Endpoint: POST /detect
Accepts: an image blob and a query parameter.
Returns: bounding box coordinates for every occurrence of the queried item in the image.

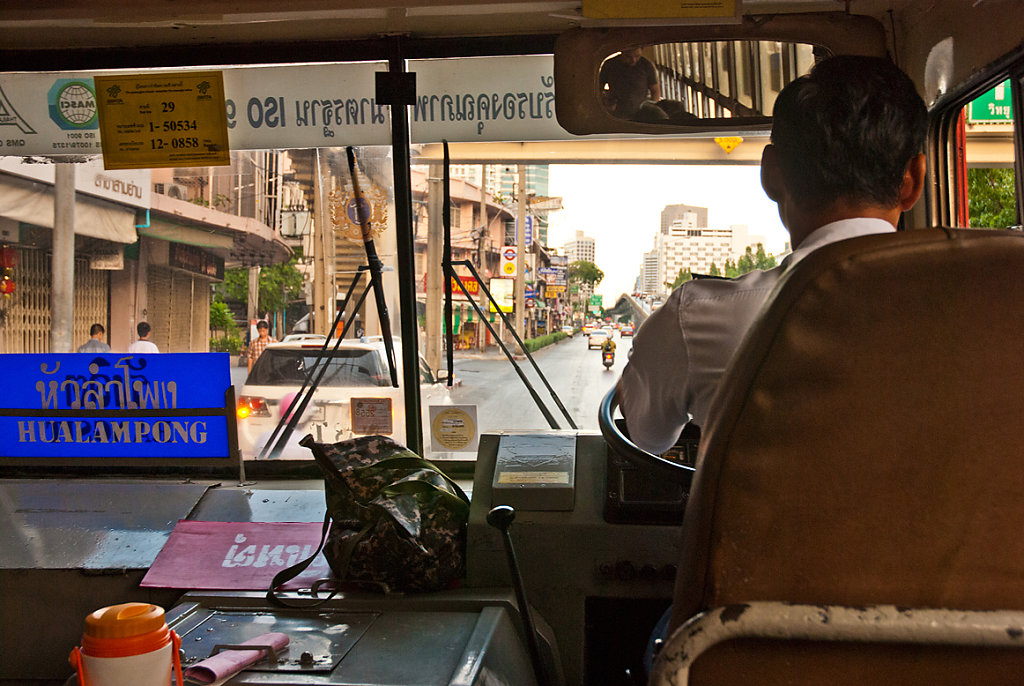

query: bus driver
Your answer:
[618,55,929,455]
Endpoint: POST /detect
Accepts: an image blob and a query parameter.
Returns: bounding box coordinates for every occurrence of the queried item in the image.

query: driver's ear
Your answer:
[760,144,785,203]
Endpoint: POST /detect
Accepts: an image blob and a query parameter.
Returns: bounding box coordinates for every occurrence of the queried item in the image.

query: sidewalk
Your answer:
[451,346,522,361]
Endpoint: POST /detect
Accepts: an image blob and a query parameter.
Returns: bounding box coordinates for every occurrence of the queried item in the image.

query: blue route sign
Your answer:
[0,352,233,460]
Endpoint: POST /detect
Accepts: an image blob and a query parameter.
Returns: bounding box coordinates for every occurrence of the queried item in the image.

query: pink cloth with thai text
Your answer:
[140,521,329,590]
[182,632,289,684]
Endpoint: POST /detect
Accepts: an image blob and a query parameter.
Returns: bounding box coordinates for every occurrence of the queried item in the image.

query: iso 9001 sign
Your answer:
[93,71,230,170]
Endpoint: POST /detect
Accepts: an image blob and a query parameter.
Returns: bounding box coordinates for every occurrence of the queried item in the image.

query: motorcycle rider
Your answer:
[601,334,616,366]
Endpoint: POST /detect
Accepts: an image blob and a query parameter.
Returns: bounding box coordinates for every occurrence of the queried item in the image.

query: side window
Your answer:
[957,78,1020,229]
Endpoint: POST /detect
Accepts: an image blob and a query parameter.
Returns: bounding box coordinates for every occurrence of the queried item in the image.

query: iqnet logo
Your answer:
[48,79,98,130]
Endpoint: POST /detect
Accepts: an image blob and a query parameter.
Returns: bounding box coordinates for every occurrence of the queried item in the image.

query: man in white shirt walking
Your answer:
[127,321,160,353]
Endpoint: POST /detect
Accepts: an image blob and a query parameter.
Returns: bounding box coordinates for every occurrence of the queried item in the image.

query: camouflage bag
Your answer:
[268,434,469,604]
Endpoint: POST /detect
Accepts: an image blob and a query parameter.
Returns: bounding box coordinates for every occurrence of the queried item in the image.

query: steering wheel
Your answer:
[599,386,696,485]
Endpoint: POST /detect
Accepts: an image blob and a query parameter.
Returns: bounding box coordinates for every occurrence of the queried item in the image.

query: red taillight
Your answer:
[237,395,270,419]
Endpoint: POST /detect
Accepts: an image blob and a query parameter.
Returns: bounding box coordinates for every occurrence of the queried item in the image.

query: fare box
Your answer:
[492,433,576,511]
[94,71,230,170]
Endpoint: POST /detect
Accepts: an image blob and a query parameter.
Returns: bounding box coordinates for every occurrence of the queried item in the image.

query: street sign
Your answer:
[500,246,517,276]
[528,196,564,212]
[514,216,534,247]
[423,273,480,297]
[489,278,514,312]
[968,79,1013,123]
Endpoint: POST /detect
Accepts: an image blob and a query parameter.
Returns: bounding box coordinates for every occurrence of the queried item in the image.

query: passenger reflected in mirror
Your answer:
[596,40,817,127]
[599,48,670,123]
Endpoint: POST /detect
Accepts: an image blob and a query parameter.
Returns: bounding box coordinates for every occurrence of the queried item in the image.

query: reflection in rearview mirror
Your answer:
[599,40,817,125]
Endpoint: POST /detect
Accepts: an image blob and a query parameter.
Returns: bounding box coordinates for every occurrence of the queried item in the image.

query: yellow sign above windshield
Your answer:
[583,0,737,19]
[94,71,230,170]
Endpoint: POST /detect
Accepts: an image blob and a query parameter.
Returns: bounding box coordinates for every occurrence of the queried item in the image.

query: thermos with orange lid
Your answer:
[69,602,183,686]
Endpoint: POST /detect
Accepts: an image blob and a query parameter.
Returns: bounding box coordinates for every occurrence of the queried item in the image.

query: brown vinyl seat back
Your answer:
[670,228,1024,685]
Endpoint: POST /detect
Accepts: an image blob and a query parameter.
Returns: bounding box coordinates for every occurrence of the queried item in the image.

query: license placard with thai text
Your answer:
[94,71,230,169]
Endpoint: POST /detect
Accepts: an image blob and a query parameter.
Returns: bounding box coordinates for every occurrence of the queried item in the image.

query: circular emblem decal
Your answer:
[48,80,98,130]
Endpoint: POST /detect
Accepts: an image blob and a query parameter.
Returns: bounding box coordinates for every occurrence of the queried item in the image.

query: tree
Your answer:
[710,243,777,280]
[968,167,1017,228]
[216,257,305,314]
[668,267,692,290]
[754,243,777,270]
[567,260,604,287]
[209,301,236,336]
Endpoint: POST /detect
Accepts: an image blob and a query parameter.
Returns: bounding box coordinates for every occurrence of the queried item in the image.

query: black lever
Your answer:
[487,505,550,686]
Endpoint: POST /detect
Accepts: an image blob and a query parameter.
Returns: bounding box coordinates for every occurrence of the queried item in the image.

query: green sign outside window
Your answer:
[968,79,1013,123]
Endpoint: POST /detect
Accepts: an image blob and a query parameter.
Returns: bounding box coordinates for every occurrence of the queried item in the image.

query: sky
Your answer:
[546,165,790,300]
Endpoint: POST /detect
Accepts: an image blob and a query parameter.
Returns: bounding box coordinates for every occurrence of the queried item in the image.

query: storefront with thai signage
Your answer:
[0,158,149,354]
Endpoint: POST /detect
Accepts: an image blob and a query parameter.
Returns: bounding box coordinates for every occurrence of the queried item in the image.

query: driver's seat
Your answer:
[658,228,1024,685]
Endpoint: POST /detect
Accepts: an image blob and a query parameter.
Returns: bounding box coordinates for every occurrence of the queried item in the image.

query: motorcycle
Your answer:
[602,349,615,369]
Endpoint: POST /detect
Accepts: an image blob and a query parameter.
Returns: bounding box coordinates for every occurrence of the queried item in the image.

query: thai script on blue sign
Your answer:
[0,353,232,459]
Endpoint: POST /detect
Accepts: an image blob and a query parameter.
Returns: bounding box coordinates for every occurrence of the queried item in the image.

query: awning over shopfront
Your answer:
[149,191,291,266]
[139,221,235,251]
[0,173,137,243]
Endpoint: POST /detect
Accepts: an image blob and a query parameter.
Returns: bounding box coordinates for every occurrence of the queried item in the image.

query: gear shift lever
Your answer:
[487,505,550,686]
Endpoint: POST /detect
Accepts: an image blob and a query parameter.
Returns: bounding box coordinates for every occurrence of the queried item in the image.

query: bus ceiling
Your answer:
[0,0,1019,75]
[0,2,1021,136]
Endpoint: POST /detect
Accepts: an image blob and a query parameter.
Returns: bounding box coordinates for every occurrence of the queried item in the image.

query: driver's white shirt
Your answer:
[619,218,895,454]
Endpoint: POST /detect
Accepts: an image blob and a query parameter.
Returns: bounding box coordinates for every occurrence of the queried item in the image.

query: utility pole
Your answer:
[51,163,75,353]
[515,165,526,347]
[247,266,260,326]
[478,165,488,350]
[424,163,443,374]
[311,150,334,336]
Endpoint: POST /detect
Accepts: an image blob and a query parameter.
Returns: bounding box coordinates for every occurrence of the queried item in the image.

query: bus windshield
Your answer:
[0,50,1014,468]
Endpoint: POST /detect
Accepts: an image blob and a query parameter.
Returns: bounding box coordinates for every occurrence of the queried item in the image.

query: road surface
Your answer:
[449,334,634,433]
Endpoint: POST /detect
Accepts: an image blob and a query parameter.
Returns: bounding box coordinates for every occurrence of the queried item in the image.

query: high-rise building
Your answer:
[661,203,709,234]
[641,250,660,294]
[564,230,596,264]
[660,224,734,284]
[565,229,597,306]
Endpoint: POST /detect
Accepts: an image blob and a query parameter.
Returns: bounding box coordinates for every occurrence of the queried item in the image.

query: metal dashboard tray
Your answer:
[171,607,378,674]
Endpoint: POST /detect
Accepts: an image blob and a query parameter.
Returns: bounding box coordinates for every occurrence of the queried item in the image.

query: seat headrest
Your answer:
[674,228,1024,625]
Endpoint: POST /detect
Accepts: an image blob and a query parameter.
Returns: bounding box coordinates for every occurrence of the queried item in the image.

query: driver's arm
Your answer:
[618,294,691,455]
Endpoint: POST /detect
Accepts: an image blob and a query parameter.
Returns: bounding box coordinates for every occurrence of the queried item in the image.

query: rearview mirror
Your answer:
[554,17,888,135]
[598,40,816,125]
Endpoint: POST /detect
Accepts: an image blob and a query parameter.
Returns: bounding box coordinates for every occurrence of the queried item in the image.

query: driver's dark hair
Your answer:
[137,321,151,338]
[770,55,928,212]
